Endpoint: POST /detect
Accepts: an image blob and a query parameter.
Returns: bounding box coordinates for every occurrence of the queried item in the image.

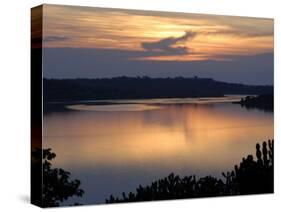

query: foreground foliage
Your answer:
[106,140,273,203]
[32,148,84,207]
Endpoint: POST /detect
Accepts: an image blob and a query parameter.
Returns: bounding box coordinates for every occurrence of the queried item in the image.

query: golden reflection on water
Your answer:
[43,102,273,174]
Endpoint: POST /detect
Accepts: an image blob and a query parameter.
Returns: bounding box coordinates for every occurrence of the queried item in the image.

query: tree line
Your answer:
[44,77,273,102]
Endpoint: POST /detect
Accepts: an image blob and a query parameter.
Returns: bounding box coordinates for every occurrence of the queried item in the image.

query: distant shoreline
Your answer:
[43,77,273,103]
[233,94,273,112]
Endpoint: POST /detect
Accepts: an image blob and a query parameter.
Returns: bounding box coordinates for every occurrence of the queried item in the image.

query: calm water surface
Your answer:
[43,97,273,204]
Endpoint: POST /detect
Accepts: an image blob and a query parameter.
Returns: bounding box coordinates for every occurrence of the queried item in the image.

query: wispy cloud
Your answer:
[43,35,71,42]
[42,5,273,61]
[202,29,273,38]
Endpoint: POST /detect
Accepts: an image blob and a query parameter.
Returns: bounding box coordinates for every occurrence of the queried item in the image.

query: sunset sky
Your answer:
[41,4,274,85]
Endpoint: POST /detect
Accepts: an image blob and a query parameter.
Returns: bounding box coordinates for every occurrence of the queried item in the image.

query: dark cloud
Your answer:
[43,35,70,42]
[141,31,197,55]
[139,28,270,59]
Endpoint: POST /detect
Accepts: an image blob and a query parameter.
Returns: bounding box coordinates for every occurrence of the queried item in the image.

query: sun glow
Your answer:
[42,4,273,61]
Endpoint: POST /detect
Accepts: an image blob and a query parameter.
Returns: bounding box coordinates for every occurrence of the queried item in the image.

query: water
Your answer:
[43,97,273,205]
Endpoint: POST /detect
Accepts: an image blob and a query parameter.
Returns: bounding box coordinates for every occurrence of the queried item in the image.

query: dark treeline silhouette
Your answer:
[236,94,273,112]
[106,140,273,203]
[44,77,273,102]
[32,140,273,207]
[32,148,84,207]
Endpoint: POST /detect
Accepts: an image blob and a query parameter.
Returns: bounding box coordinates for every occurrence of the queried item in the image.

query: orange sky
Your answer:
[42,4,273,61]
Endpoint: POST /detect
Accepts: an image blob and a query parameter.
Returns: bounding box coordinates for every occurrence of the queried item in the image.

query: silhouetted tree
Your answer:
[106,140,273,203]
[32,148,84,207]
[223,139,273,194]
[237,94,273,112]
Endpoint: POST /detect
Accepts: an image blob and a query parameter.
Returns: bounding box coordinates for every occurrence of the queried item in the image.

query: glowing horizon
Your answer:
[42,4,273,62]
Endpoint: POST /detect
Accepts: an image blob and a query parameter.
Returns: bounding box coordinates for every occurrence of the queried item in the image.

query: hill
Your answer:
[43,77,273,102]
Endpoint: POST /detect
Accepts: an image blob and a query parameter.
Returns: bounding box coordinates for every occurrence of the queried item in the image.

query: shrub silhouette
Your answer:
[32,148,84,207]
[223,139,273,194]
[32,140,273,206]
[106,140,273,203]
